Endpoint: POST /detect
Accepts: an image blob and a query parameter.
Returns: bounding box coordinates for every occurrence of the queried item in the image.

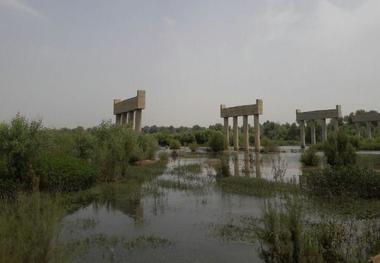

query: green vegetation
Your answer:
[217,176,298,197]
[0,116,160,194]
[300,147,320,166]
[323,130,356,166]
[304,166,380,199]
[208,131,224,152]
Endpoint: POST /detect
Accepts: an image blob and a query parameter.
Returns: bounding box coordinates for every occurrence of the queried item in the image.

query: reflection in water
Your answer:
[233,152,239,176]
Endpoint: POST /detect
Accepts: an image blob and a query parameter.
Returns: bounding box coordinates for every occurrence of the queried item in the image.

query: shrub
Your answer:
[169,139,181,150]
[300,147,320,166]
[0,116,42,190]
[177,132,195,146]
[304,166,380,199]
[38,155,98,192]
[155,133,171,147]
[136,134,158,160]
[323,130,356,166]
[73,128,96,161]
[194,130,209,145]
[189,142,198,152]
[208,131,224,152]
[261,138,280,153]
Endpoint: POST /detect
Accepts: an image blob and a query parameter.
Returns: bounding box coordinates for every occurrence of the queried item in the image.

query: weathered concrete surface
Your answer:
[254,114,260,152]
[352,112,380,123]
[223,117,229,149]
[320,119,327,141]
[309,121,316,145]
[243,115,249,151]
[114,90,145,115]
[135,109,142,132]
[233,116,239,151]
[296,105,342,122]
[220,99,263,118]
[299,120,306,148]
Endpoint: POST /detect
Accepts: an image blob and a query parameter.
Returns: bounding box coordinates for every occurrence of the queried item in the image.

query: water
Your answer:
[59,148,380,262]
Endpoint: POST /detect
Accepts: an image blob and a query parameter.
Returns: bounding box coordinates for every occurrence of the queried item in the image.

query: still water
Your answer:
[60,147,380,262]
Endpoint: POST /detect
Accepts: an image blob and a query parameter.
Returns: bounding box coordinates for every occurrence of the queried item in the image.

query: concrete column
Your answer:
[121,113,128,125]
[333,118,339,133]
[299,120,306,148]
[135,109,142,132]
[128,111,135,129]
[254,114,260,152]
[223,117,229,150]
[310,121,316,145]
[243,115,249,151]
[355,123,361,137]
[321,119,327,141]
[367,122,372,139]
[233,116,239,151]
[115,114,121,124]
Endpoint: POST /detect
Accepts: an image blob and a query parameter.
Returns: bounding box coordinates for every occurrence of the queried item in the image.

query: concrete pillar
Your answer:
[121,113,128,125]
[333,118,339,133]
[116,114,121,124]
[299,120,306,148]
[254,114,260,152]
[223,117,229,150]
[243,115,249,151]
[321,119,327,141]
[355,123,361,137]
[310,121,316,145]
[128,111,135,129]
[367,122,372,139]
[135,109,142,132]
[233,116,239,151]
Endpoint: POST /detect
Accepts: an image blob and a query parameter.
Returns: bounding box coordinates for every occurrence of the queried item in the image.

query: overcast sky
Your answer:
[0,0,379,128]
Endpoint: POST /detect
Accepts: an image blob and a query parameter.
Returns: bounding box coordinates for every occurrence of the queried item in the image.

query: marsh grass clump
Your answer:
[323,130,356,167]
[217,176,298,197]
[271,156,288,181]
[215,156,230,177]
[261,138,280,153]
[304,166,380,199]
[124,235,173,250]
[169,139,181,150]
[172,163,202,176]
[189,142,199,152]
[300,147,320,167]
[0,193,64,263]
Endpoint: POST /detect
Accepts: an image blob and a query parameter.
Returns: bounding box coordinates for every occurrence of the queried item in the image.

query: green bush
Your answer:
[208,131,224,152]
[261,137,280,153]
[194,130,209,145]
[300,147,320,166]
[323,130,356,166]
[189,142,198,152]
[304,166,380,199]
[0,116,42,190]
[38,155,98,192]
[169,139,181,150]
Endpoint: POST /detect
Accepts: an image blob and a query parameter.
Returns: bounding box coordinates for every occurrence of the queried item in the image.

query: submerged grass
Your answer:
[171,163,202,175]
[217,176,299,197]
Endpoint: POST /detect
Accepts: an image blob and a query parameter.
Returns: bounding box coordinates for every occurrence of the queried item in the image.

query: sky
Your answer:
[0,0,379,128]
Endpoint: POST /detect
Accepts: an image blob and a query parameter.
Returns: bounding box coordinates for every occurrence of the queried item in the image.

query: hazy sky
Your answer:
[1,0,379,128]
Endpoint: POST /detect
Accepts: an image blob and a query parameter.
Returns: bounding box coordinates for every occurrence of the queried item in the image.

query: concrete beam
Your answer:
[220,99,263,118]
[114,90,145,115]
[352,112,380,123]
[296,105,342,122]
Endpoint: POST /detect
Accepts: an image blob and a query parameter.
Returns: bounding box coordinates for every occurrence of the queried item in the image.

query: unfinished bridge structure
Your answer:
[352,111,380,139]
[114,90,145,132]
[220,99,263,152]
[296,105,342,148]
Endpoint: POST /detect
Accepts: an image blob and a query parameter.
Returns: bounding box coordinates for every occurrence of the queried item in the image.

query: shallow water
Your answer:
[60,148,380,262]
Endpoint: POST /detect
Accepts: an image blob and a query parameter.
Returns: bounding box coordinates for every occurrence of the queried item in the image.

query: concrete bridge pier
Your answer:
[122,113,128,125]
[309,121,316,145]
[135,109,143,132]
[367,122,372,139]
[254,114,260,152]
[321,119,327,141]
[299,120,306,148]
[233,116,239,151]
[223,117,229,150]
[243,115,249,151]
[128,111,135,129]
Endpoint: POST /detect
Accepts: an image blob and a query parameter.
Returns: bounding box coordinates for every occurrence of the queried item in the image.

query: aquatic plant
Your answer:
[208,131,224,152]
[271,156,288,182]
[323,130,356,167]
